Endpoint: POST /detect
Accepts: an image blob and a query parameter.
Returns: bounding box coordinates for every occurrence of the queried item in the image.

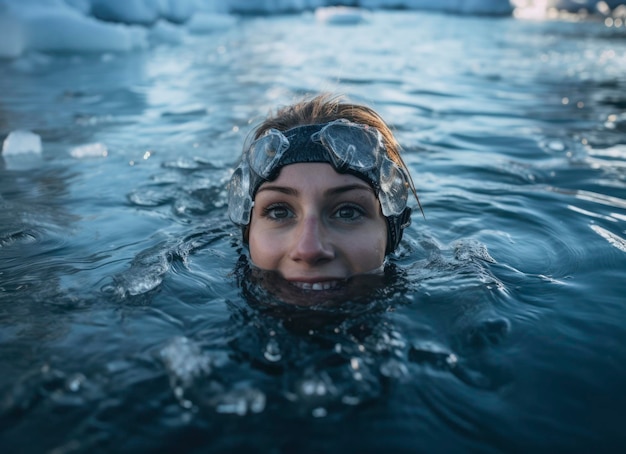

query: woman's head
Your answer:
[228,94,419,286]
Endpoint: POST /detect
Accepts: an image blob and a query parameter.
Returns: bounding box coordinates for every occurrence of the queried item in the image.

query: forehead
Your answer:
[261,162,374,193]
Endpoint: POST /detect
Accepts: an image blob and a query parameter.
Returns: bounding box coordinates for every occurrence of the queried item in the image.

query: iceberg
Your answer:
[548,0,626,12]
[1,0,624,59]
[359,0,513,15]
[0,0,147,58]
[186,12,238,34]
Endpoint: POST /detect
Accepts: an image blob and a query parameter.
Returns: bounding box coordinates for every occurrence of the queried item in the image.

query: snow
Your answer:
[0,0,623,59]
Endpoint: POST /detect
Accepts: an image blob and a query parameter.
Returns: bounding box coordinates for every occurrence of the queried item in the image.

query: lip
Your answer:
[287,279,341,291]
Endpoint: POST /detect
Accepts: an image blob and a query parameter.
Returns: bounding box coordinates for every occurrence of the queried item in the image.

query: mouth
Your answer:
[289,280,340,291]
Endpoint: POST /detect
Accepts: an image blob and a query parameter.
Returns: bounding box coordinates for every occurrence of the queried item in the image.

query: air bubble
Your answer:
[264,338,282,362]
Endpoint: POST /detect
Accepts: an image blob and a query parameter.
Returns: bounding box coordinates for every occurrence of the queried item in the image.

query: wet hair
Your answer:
[252,93,422,212]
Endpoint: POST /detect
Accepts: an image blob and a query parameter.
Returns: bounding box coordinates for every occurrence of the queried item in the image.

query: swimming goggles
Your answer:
[228,119,410,225]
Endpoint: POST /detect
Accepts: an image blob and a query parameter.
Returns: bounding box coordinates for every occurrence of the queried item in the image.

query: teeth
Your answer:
[291,281,337,291]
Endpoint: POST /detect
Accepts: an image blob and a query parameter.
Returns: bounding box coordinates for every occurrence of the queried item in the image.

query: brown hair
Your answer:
[253,93,422,213]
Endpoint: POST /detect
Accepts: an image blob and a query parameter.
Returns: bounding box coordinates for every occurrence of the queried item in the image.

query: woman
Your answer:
[228,94,421,303]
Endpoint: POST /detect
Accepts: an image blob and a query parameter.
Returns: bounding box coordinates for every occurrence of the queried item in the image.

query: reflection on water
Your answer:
[1,9,626,453]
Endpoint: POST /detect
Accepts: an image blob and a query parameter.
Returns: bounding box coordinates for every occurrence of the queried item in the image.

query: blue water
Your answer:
[1,11,626,453]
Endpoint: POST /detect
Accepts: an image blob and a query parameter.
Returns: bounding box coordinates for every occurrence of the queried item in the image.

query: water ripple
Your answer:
[590,224,626,253]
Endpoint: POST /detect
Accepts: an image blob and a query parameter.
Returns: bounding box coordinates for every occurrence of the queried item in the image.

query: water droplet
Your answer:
[66,374,85,392]
[215,388,266,416]
[264,338,281,362]
[446,354,458,367]
[342,395,360,406]
[249,391,266,414]
[302,380,316,396]
[380,359,408,379]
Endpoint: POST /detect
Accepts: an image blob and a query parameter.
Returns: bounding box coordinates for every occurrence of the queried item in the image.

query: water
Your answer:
[1,10,626,453]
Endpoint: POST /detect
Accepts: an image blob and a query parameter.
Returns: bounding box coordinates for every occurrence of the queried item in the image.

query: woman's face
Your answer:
[248,163,388,289]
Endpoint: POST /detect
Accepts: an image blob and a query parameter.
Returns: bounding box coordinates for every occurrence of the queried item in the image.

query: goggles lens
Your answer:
[228,163,253,225]
[228,119,410,225]
[379,157,408,217]
[312,120,381,170]
[247,129,290,179]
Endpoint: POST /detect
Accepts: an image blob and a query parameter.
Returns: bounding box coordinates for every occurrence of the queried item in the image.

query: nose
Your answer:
[289,216,334,265]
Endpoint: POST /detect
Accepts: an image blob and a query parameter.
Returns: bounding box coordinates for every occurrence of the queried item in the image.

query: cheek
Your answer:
[248,225,280,268]
[371,237,387,266]
[345,227,387,270]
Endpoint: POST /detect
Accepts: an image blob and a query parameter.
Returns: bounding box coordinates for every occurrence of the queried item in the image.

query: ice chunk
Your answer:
[64,0,92,15]
[25,9,148,54]
[0,4,25,58]
[69,142,108,158]
[1,0,521,59]
[0,0,147,58]
[149,19,186,45]
[2,130,42,156]
[91,0,160,26]
[186,13,237,34]
[315,7,367,25]
[91,0,195,26]
[160,0,196,24]
[360,0,513,15]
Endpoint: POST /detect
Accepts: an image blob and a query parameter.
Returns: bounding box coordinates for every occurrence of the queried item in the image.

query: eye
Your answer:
[333,204,364,221]
[263,204,293,220]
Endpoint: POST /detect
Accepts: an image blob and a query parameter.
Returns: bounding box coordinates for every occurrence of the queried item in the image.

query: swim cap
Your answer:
[228,119,412,253]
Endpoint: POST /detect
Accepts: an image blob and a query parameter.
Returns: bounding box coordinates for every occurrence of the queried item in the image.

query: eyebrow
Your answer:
[326,183,374,197]
[256,183,374,197]
[256,185,298,196]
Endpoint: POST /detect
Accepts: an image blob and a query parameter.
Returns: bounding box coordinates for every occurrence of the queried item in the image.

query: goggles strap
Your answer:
[230,120,413,254]
[385,206,412,254]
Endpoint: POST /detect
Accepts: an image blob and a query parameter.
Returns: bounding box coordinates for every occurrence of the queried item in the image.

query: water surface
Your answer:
[1,11,625,453]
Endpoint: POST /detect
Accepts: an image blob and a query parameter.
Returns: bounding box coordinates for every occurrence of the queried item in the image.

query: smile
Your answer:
[289,280,339,291]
